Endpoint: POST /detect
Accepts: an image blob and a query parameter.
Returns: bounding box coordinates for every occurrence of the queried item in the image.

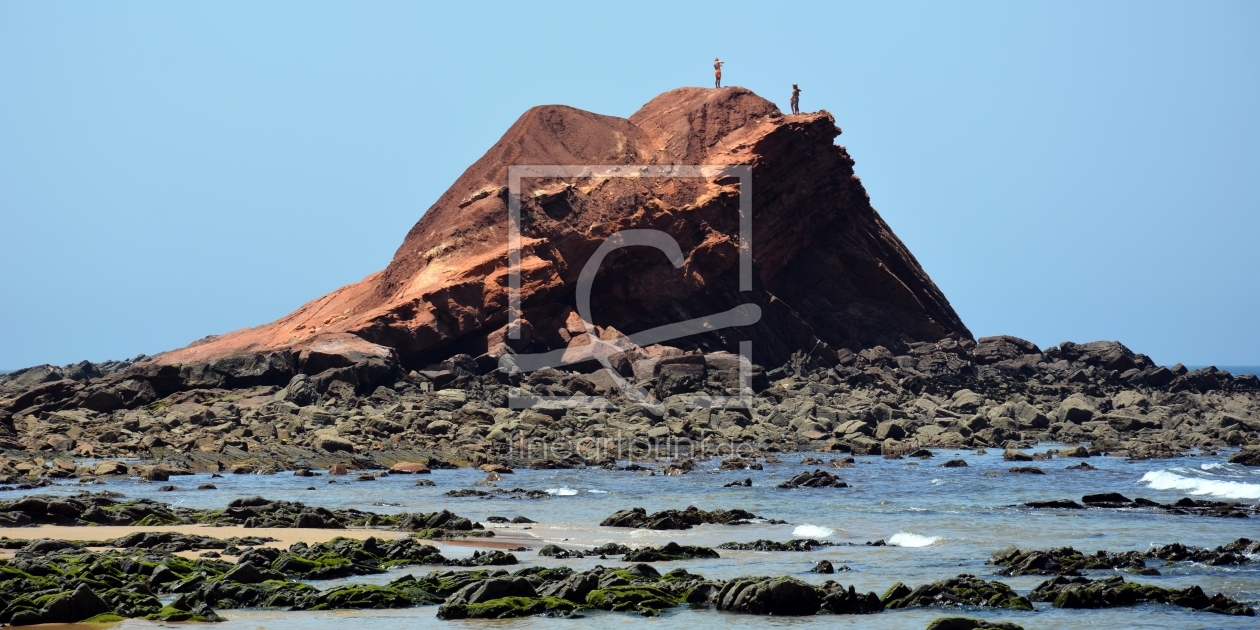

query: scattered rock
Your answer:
[621,542,720,562]
[925,618,1025,630]
[715,577,821,616]
[882,575,1033,611]
[1030,574,1254,616]
[717,539,832,552]
[777,469,849,488]
[599,506,768,530]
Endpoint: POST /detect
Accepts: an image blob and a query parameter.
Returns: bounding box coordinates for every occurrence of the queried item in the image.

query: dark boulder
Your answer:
[1024,499,1084,509]
[621,542,719,562]
[1229,447,1260,466]
[777,469,849,488]
[443,576,537,607]
[9,583,112,625]
[926,618,1026,630]
[882,575,1033,611]
[715,577,821,616]
[538,571,599,603]
[972,336,1040,365]
[818,582,883,614]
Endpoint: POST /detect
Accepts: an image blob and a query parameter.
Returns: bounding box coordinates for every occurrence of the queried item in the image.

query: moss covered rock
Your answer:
[438,596,579,620]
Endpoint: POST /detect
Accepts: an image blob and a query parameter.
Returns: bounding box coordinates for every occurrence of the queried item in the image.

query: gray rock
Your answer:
[276,374,318,407]
[926,617,1026,630]
[444,576,537,606]
[539,571,599,602]
[223,561,282,584]
[313,435,355,453]
[716,576,821,615]
[875,421,906,441]
[1055,395,1096,424]
[949,390,986,413]
[973,335,1040,364]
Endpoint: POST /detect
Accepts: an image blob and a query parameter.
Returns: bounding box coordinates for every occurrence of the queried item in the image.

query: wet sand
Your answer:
[0,524,408,560]
[0,523,542,559]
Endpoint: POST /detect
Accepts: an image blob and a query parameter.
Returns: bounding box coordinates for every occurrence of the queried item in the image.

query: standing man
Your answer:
[790,84,801,114]
[714,58,724,88]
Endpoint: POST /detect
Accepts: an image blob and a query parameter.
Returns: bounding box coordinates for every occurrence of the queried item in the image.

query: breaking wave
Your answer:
[792,524,835,538]
[545,487,578,496]
[1140,470,1260,501]
[888,531,941,547]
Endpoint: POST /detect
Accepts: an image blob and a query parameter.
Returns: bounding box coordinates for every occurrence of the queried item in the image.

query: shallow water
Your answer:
[11,446,1260,629]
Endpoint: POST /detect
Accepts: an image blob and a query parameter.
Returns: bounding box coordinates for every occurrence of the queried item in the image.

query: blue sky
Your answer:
[1,1,1257,369]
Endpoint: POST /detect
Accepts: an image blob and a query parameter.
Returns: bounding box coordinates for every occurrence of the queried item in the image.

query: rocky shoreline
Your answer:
[1,337,1257,486]
[0,494,1252,625]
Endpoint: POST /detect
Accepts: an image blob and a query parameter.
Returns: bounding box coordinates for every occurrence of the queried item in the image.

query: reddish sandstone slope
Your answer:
[156,87,970,372]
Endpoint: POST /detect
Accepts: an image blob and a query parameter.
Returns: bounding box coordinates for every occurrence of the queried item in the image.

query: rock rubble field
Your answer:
[2,337,1256,486]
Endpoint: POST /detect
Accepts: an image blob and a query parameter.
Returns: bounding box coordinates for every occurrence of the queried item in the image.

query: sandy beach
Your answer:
[0,524,409,560]
[0,523,543,559]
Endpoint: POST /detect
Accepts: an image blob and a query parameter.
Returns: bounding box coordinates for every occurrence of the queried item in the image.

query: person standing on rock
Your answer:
[790,84,801,114]
[714,58,724,88]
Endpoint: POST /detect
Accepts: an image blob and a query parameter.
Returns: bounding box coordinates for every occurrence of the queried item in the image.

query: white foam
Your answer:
[545,487,578,496]
[792,524,834,538]
[587,489,608,494]
[931,478,945,485]
[888,531,941,547]
[1200,463,1225,471]
[1140,470,1260,500]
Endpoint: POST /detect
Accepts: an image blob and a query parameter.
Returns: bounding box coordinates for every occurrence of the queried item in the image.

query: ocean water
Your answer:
[10,446,1260,629]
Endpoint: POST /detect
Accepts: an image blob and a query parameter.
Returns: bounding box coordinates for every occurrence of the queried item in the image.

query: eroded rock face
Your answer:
[151,87,970,374]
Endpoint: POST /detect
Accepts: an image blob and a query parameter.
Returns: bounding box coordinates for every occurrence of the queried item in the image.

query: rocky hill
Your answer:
[154,87,968,380]
[0,87,1256,471]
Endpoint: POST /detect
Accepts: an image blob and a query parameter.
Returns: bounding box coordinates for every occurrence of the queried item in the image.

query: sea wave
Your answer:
[888,531,941,547]
[545,487,578,496]
[792,524,834,538]
[1140,470,1260,500]
[1200,463,1225,471]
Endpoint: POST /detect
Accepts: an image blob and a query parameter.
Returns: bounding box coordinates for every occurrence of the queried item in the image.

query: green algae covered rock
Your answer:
[437,596,579,620]
[6,583,114,626]
[144,604,224,622]
[586,585,681,615]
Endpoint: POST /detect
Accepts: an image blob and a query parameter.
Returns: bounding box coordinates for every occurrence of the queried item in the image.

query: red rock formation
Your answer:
[155,87,970,375]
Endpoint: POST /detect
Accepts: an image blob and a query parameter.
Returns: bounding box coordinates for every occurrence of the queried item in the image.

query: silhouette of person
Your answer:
[790,84,801,114]
[714,58,724,88]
